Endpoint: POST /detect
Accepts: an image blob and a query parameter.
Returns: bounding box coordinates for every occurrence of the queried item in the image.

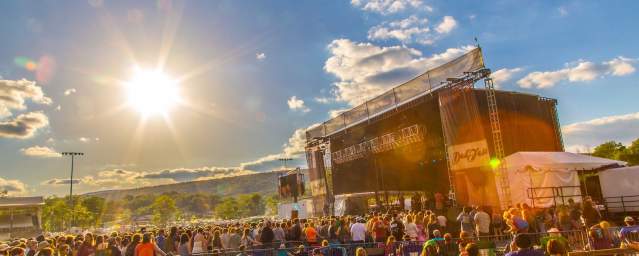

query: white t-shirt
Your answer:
[437,215,447,227]
[474,211,491,234]
[405,222,418,238]
[350,222,367,241]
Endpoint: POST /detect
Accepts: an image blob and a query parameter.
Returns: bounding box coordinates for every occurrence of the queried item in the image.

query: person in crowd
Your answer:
[372,216,388,243]
[155,230,165,253]
[191,228,207,254]
[474,206,491,237]
[420,239,438,256]
[355,247,367,256]
[289,219,302,242]
[228,228,242,250]
[492,212,504,236]
[125,234,141,256]
[304,222,318,245]
[390,214,405,240]
[415,212,426,241]
[619,216,639,247]
[462,243,479,256]
[425,214,440,239]
[457,231,474,254]
[178,233,191,256]
[540,228,568,253]
[240,228,255,249]
[581,199,602,227]
[384,236,396,256]
[440,233,458,256]
[546,239,567,256]
[78,233,96,256]
[506,208,529,234]
[166,227,178,254]
[338,217,351,244]
[273,223,286,246]
[588,221,614,250]
[135,233,165,256]
[350,217,367,244]
[404,215,418,241]
[95,236,109,256]
[107,238,121,256]
[457,207,475,235]
[505,234,543,256]
[9,247,25,256]
[210,230,223,250]
[436,214,448,235]
[235,245,247,256]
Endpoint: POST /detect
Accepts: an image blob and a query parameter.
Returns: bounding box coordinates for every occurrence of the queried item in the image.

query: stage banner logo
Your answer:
[448,140,490,171]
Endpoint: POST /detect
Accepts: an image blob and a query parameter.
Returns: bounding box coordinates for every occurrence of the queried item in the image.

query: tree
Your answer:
[151,195,178,224]
[237,193,265,217]
[619,138,639,166]
[592,141,626,159]
[264,194,279,216]
[80,196,106,226]
[42,197,71,231]
[215,198,240,220]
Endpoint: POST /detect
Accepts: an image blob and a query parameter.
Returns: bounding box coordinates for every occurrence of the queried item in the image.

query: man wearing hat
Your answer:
[620,216,639,247]
[540,228,568,252]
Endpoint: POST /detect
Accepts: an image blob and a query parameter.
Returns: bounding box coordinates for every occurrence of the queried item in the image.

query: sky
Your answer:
[0,0,638,196]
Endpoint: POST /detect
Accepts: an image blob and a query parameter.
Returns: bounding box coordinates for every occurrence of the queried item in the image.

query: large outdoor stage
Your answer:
[304,48,564,215]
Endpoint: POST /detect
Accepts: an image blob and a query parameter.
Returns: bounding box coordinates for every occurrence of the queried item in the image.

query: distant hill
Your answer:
[84,170,288,200]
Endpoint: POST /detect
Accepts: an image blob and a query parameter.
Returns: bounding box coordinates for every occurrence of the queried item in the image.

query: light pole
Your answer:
[61,152,83,228]
[278,157,293,170]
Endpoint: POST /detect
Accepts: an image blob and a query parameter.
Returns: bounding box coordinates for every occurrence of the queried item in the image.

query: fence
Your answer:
[190,227,639,256]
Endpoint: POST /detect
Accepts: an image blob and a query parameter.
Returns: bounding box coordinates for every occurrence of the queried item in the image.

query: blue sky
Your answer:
[0,0,637,196]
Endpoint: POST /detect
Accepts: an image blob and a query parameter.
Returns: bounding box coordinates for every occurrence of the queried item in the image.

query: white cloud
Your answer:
[517,57,636,88]
[490,67,523,88]
[368,15,457,45]
[287,96,310,113]
[64,88,76,96]
[563,112,639,152]
[314,97,334,104]
[42,167,257,189]
[329,108,349,118]
[324,39,475,106]
[558,6,568,16]
[351,0,428,15]
[0,178,27,195]
[240,123,320,171]
[256,52,266,60]
[0,79,52,118]
[0,111,49,139]
[21,146,61,158]
[435,16,457,34]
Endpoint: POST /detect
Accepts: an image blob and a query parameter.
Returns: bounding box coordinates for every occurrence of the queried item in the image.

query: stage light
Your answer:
[489,158,501,169]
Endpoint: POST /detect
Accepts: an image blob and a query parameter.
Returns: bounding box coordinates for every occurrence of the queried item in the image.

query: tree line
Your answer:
[42,192,279,231]
[591,138,639,166]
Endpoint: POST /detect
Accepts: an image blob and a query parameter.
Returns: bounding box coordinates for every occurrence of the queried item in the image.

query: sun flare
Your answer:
[125,69,180,117]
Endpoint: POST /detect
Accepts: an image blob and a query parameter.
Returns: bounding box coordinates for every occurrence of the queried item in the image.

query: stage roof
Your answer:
[0,196,45,208]
[306,47,485,140]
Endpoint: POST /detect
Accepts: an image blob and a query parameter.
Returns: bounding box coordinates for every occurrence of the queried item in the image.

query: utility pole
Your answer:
[61,152,84,229]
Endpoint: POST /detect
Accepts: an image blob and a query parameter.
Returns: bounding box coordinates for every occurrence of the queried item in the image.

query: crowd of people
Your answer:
[2,194,639,256]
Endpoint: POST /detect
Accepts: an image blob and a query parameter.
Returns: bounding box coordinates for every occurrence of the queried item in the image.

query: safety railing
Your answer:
[188,227,639,256]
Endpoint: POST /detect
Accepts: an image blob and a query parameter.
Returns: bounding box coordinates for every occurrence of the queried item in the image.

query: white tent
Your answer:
[503,152,626,208]
[598,166,639,212]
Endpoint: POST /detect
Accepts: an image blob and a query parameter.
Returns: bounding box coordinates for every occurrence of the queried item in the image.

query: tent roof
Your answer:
[599,165,639,173]
[504,151,626,171]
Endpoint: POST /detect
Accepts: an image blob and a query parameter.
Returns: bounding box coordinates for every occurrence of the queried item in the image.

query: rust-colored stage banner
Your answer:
[439,85,499,207]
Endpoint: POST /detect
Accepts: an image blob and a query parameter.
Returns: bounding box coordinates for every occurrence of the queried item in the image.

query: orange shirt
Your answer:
[305,227,318,243]
[136,243,155,256]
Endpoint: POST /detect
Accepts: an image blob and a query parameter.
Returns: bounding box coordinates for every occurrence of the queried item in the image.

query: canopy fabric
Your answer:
[504,151,626,170]
[502,152,626,208]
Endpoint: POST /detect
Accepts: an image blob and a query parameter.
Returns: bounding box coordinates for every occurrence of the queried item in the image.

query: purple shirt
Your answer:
[505,248,544,256]
[620,225,639,242]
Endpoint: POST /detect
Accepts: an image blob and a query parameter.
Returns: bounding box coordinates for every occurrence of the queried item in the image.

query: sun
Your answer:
[125,69,180,117]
